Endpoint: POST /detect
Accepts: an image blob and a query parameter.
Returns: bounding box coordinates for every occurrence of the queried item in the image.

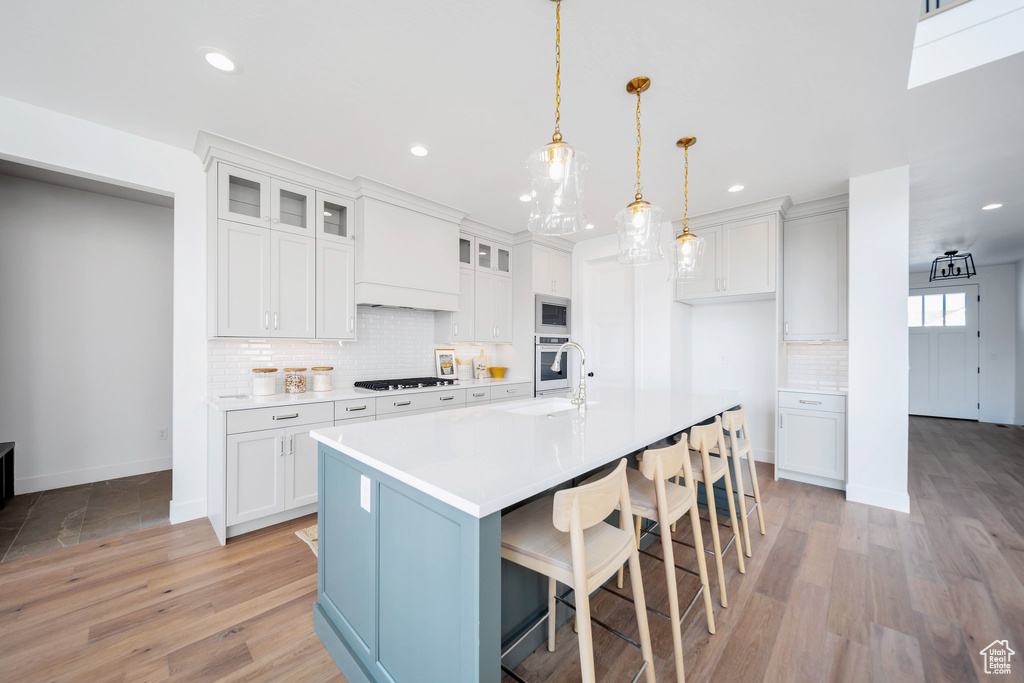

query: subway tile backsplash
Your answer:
[208,306,498,396]
[784,341,848,390]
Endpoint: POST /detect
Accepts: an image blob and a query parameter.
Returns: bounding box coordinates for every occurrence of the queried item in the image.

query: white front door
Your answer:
[908,284,979,419]
[582,256,634,391]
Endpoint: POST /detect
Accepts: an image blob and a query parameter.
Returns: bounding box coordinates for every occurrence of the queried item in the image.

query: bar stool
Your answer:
[680,416,746,607]
[500,460,656,683]
[710,406,767,556]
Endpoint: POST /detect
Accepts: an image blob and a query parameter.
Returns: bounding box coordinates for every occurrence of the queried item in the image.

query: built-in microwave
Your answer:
[535,295,571,335]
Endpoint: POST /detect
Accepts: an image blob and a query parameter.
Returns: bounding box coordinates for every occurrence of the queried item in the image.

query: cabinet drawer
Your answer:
[778,392,846,413]
[376,389,466,415]
[490,383,531,402]
[466,387,491,404]
[226,402,335,435]
[334,416,376,427]
[335,398,376,419]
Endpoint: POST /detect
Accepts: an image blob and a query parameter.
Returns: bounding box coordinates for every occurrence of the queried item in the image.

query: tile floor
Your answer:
[0,469,171,562]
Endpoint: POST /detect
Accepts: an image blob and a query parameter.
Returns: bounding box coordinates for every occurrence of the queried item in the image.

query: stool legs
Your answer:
[626,544,657,683]
[720,461,746,575]
[746,452,767,535]
[656,504,687,683]
[547,578,557,652]
[700,464,729,607]
[729,451,754,558]
[686,497,717,635]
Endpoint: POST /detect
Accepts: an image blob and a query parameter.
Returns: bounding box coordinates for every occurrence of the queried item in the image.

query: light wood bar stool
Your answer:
[679,416,746,607]
[500,460,656,683]
[710,406,767,556]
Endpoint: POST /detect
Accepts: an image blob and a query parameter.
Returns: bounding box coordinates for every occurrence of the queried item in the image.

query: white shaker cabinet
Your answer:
[226,429,286,525]
[270,231,316,338]
[270,178,316,237]
[315,191,355,244]
[218,164,271,228]
[783,210,848,341]
[435,266,475,342]
[284,421,333,510]
[316,240,356,340]
[675,215,777,303]
[474,271,513,343]
[532,244,572,297]
[217,220,271,337]
[476,238,512,277]
[776,391,846,489]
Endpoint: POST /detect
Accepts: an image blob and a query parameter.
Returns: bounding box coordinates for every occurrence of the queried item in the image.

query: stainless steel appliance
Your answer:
[535,295,571,335]
[535,336,571,396]
[354,377,457,391]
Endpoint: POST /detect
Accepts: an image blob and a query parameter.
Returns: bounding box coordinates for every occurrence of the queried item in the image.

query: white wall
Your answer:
[690,300,778,463]
[0,95,208,523]
[0,175,172,491]
[1017,261,1024,424]
[847,166,911,513]
[910,263,1017,424]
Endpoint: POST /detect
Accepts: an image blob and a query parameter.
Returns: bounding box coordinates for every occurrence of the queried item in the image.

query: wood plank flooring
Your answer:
[0,417,1020,681]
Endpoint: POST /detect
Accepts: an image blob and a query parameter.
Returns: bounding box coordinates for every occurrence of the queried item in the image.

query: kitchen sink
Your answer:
[496,399,590,416]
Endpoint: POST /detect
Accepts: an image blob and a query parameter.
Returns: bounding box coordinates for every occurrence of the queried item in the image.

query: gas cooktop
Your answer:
[354,377,458,391]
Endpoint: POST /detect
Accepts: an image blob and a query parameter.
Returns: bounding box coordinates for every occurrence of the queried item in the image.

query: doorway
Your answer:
[908,283,979,419]
[579,255,635,392]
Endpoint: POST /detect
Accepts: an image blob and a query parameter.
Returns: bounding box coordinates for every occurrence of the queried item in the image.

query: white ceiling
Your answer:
[0,0,1021,269]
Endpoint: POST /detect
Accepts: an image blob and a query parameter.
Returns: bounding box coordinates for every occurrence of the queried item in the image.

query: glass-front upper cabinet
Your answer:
[270,178,316,236]
[218,163,271,228]
[476,238,511,276]
[459,234,474,267]
[315,191,355,243]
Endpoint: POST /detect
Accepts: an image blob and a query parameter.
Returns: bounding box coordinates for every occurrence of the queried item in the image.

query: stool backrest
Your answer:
[639,438,686,482]
[688,416,725,455]
[552,459,630,533]
[721,406,748,436]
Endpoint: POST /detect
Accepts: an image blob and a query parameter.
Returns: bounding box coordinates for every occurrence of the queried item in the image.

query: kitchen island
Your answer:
[310,389,739,683]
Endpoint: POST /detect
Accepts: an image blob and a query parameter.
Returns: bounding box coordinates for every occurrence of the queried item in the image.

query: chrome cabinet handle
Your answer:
[472,392,485,397]
[799,399,822,405]
[780,415,784,428]
[288,435,294,456]
[273,217,279,224]
[715,278,720,291]
[349,316,354,333]
[440,396,454,401]
[346,405,367,412]
[272,413,299,420]
[265,311,270,330]
[264,215,270,222]
[279,436,285,456]
[723,277,727,291]
[273,312,279,330]
[507,389,518,393]
[454,322,458,336]
[785,321,790,335]
[394,401,412,407]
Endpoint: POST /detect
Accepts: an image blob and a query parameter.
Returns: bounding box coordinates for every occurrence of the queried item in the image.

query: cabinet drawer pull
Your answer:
[394,401,412,407]
[272,413,299,420]
[472,392,485,397]
[798,399,822,405]
[440,396,455,401]
[346,405,367,412]
[506,389,519,393]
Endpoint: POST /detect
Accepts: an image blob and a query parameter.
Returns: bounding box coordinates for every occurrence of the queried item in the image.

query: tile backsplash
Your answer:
[208,306,499,396]
[784,341,848,390]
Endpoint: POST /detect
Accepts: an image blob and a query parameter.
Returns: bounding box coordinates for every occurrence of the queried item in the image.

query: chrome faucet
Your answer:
[550,340,587,407]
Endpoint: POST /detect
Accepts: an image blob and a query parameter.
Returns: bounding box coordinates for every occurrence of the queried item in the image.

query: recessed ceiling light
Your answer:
[728,185,745,193]
[982,203,1002,210]
[410,144,429,157]
[519,194,532,202]
[585,223,595,230]
[198,47,239,73]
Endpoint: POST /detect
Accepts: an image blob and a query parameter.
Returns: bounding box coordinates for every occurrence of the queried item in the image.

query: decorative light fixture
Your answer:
[929,250,976,282]
[672,137,706,280]
[526,0,588,236]
[615,77,664,265]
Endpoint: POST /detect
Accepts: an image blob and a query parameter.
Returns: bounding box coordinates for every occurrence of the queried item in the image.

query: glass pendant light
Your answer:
[616,77,664,265]
[526,0,589,236]
[672,136,706,280]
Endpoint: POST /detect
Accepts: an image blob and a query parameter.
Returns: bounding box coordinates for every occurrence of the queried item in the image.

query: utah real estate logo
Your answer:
[980,640,1015,675]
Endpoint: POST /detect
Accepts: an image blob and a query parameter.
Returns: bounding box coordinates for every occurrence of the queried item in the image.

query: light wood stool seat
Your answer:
[621,466,695,521]
[708,437,750,457]
[499,460,656,683]
[687,451,728,482]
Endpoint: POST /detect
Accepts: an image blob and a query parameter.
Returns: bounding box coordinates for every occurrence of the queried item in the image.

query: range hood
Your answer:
[354,194,462,312]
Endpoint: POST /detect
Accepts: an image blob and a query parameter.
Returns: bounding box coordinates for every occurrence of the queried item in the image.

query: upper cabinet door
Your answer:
[493,275,513,342]
[271,232,316,338]
[270,178,316,237]
[453,266,475,342]
[474,271,496,341]
[316,191,355,244]
[459,234,475,267]
[783,210,848,341]
[217,220,272,337]
[316,240,356,340]
[218,164,271,228]
[675,226,721,302]
[550,249,571,296]
[721,215,777,296]
[476,238,512,277]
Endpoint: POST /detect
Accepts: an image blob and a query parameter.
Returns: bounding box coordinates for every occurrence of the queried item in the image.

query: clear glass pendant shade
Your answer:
[527,142,589,236]
[615,200,664,265]
[672,231,706,279]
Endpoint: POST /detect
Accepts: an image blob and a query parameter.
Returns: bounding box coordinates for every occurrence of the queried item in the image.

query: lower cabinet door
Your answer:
[285,421,333,510]
[227,428,286,525]
[778,408,846,480]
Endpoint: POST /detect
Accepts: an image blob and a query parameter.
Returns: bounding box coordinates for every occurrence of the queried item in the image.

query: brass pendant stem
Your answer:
[625,77,651,200]
[676,136,697,233]
[553,0,561,143]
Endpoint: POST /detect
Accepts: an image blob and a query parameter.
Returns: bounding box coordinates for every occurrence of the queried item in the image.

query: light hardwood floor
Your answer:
[0,417,1021,682]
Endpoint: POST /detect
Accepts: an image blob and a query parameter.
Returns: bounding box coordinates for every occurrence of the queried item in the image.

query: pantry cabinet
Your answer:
[474,271,513,343]
[783,210,848,341]
[675,215,777,303]
[316,240,356,340]
[533,244,571,297]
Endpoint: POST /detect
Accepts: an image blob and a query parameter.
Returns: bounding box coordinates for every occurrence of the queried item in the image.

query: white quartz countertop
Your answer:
[778,386,848,396]
[207,377,532,411]
[311,389,740,518]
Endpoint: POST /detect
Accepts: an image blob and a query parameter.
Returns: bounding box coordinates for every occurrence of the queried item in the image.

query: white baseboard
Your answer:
[845,482,910,513]
[226,504,316,538]
[170,497,207,524]
[753,448,774,464]
[15,456,172,495]
[777,468,845,491]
